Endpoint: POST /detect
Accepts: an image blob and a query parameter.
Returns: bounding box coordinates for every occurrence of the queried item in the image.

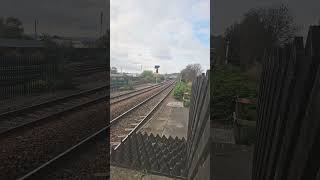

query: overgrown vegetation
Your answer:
[139,70,165,83]
[173,82,191,107]
[0,17,31,39]
[213,4,298,68]
[212,65,258,124]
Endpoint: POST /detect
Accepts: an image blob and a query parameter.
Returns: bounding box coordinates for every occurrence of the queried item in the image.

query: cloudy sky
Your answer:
[213,0,320,36]
[110,0,210,74]
[0,0,107,37]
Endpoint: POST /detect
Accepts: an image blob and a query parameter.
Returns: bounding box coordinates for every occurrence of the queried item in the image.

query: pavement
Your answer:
[212,127,253,180]
[110,166,176,180]
[110,94,189,180]
[139,94,189,138]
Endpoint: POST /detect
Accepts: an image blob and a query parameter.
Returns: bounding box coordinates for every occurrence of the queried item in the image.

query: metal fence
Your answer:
[253,26,320,180]
[186,71,210,180]
[0,55,58,99]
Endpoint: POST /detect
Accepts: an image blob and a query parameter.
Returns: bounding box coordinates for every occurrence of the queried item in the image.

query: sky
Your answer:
[0,0,108,38]
[110,0,210,74]
[212,0,320,37]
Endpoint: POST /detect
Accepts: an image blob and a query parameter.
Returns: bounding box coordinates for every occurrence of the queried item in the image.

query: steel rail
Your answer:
[114,83,175,150]
[110,82,165,104]
[0,85,107,120]
[0,95,107,137]
[110,81,174,124]
[17,81,176,179]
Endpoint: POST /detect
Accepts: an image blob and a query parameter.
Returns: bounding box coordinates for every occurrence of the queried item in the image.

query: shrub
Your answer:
[173,82,190,101]
[173,82,192,108]
[212,65,258,123]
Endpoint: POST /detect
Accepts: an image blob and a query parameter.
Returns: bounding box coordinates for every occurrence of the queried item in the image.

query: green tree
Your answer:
[0,17,25,38]
[140,70,154,82]
[141,70,153,78]
[224,4,298,68]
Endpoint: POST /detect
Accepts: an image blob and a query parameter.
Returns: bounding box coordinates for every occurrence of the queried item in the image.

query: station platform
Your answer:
[139,94,189,138]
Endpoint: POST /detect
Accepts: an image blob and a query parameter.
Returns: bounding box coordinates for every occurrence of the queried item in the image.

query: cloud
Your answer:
[111,0,210,74]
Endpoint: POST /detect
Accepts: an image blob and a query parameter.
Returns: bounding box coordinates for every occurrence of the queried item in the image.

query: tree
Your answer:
[141,70,153,78]
[181,64,203,82]
[0,17,25,38]
[224,4,298,68]
[140,70,154,82]
[212,35,227,65]
[111,67,118,74]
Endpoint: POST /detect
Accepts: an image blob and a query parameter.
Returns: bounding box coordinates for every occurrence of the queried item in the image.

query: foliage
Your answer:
[141,70,153,78]
[140,70,155,82]
[212,65,258,123]
[0,17,25,39]
[181,64,203,82]
[173,82,191,105]
[215,4,298,68]
[158,74,165,82]
[183,99,191,107]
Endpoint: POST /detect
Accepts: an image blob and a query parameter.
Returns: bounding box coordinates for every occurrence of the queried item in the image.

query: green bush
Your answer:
[173,82,192,107]
[212,65,258,123]
[183,99,191,107]
[173,82,191,101]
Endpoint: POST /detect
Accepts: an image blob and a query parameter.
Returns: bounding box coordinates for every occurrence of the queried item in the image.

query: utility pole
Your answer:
[225,40,230,65]
[34,19,38,40]
[100,12,103,38]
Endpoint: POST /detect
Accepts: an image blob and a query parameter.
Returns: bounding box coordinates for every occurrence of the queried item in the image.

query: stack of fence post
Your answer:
[186,70,210,180]
[253,26,320,180]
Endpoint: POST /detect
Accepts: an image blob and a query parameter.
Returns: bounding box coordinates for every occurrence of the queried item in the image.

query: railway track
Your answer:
[15,81,175,179]
[110,81,175,149]
[0,85,108,137]
[110,82,164,104]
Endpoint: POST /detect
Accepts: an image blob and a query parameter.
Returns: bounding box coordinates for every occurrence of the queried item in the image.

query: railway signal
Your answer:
[154,65,160,83]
